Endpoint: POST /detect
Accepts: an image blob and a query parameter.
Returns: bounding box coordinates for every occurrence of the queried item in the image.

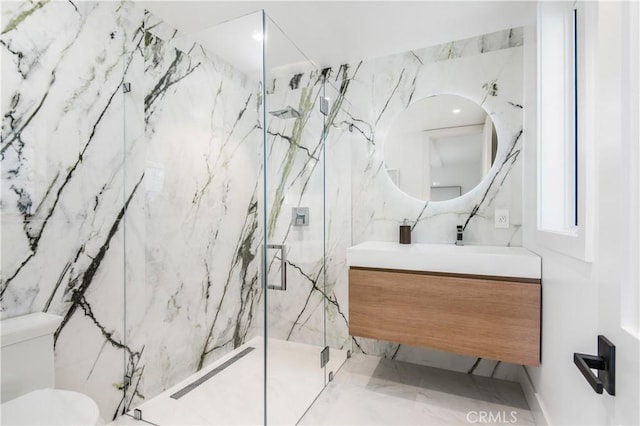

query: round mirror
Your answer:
[384,94,497,201]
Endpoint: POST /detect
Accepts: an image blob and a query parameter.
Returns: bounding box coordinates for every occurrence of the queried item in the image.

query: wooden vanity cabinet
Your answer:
[349,267,541,366]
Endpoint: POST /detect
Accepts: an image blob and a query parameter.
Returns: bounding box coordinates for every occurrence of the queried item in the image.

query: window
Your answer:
[536,1,593,261]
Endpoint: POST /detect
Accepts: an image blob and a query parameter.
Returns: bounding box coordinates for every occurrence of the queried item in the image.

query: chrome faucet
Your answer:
[455,225,464,246]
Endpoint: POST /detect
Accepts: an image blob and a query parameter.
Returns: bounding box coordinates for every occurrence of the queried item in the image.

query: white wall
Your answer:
[522,2,639,425]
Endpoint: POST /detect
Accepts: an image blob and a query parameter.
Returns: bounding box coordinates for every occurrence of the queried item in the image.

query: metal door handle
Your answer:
[267,244,287,291]
[573,335,616,395]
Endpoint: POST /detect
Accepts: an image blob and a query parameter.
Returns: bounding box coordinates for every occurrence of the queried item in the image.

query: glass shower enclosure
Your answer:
[120,8,348,424]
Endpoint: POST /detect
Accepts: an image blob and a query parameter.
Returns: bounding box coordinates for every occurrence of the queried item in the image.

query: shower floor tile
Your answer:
[110,337,346,425]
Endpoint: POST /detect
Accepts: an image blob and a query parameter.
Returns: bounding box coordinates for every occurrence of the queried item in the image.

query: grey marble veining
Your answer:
[269,28,526,380]
[2,1,265,420]
[262,75,353,352]
[2,2,528,421]
[124,11,264,415]
[2,0,147,417]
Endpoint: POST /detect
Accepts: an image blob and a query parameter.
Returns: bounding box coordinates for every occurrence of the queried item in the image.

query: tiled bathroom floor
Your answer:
[299,354,534,425]
[112,348,534,425]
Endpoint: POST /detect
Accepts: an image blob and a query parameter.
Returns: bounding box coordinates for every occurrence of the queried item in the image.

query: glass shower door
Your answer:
[118,6,346,424]
[320,80,353,386]
[262,14,328,424]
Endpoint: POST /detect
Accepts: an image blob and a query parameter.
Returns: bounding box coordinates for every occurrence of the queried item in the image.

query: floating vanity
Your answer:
[347,241,542,366]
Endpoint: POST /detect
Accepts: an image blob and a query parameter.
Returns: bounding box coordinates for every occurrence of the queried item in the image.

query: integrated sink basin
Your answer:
[347,241,541,280]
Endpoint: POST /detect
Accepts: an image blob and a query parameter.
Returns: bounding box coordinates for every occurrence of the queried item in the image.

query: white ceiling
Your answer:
[142,1,537,73]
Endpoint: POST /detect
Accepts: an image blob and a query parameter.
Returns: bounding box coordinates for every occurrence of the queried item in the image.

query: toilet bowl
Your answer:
[0,313,102,425]
[1,388,102,425]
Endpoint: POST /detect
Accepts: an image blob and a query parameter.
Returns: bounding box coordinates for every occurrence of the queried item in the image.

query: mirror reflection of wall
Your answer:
[384,94,497,202]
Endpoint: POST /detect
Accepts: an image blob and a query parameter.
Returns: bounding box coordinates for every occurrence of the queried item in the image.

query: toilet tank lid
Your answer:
[1,313,63,347]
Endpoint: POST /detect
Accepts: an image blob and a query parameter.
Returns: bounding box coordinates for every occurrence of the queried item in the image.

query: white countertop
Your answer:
[347,241,541,279]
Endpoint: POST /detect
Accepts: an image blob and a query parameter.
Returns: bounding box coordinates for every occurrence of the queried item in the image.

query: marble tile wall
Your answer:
[349,29,525,381]
[263,72,352,353]
[1,2,265,420]
[2,1,144,418]
[344,29,524,248]
[125,11,264,413]
[347,29,525,380]
[2,2,526,420]
[272,28,525,380]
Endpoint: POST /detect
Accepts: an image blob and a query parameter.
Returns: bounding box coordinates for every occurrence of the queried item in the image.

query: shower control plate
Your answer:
[292,207,309,226]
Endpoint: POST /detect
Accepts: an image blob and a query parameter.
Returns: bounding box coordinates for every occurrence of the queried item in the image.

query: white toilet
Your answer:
[1,312,102,425]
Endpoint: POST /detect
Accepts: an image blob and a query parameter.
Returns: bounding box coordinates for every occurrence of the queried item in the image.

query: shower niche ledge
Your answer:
[347,241,542,366]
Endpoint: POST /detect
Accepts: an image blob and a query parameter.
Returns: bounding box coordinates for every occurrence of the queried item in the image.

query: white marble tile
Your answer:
[263,75,353,356]
[2,1,146,419]
[111,338,348,425]
[300,382,421,425]
[348,34,524,379]
[117,15,267,417]
[2,2,267,420]
[268,27,525,380]
[300,354,534,426]
[3,4,527,422]
[347,45,524,248]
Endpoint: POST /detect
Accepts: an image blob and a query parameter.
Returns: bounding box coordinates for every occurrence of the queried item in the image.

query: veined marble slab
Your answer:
[347,241,541,279]
[249,26,529,381]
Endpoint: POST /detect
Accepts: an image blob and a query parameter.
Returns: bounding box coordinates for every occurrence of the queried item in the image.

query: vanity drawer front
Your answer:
[349,267,541,366]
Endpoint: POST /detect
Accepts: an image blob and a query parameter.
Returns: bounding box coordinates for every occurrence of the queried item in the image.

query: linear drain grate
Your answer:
[170,347,255,399]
